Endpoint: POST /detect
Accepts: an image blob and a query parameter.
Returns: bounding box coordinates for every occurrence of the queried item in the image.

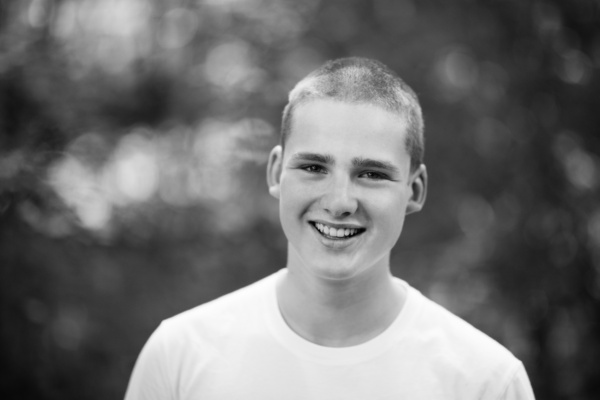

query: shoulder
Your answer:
[407,286,514,354]
[125,272,281,399]
[156,271,278,347]
[404,285,524,395]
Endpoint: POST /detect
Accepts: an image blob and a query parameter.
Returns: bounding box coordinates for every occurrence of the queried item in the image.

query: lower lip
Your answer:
[310,224,363,249]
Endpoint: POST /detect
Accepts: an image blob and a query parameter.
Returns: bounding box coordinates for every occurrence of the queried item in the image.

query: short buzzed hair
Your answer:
[281,57,425,171]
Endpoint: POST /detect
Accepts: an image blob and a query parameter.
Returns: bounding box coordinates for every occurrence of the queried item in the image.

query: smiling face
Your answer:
[267,99,427,281]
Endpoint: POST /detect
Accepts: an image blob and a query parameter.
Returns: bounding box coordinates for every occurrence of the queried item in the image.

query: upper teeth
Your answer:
[315,223,360,238]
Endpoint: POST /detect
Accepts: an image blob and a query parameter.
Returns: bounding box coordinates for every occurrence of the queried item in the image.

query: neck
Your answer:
[276,258,406,347]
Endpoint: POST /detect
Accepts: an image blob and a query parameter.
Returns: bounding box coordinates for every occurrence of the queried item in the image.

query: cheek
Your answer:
[278,178,311,221]
[280,174,321,204]
[280,179,302,206]
[370,194,409,236]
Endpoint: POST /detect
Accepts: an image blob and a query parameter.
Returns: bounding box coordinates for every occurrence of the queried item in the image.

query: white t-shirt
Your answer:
[125,269,535,400]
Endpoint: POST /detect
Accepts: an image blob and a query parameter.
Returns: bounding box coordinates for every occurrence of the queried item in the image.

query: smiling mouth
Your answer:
[310,222,366,240]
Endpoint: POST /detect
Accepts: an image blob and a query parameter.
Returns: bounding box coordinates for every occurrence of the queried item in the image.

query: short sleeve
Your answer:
[124,323,174,400]
[499,363,536,400]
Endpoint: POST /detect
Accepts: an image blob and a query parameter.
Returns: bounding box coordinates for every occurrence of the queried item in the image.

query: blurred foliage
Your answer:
[1,0,600,398]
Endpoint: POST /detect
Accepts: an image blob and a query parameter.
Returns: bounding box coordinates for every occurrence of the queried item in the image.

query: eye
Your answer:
[302,165,326,174]
[361,171,389,180]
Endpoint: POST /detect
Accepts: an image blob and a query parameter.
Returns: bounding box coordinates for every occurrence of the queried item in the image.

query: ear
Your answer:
[266,145,283,199]
[406,164,427,215]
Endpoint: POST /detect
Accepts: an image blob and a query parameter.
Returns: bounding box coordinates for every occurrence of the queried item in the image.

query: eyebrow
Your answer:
[290,152,334,164]
[290,153,400,173]
[352,157,400,173]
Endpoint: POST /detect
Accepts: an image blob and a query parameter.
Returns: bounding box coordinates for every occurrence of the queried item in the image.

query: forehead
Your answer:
[287,99,410,164]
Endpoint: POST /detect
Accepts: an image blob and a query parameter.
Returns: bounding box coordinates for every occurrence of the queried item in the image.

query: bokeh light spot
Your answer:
[107,132,159,204]
[434,47,479,101]
[553,132,598,191]
[556,49,593,85]
[158,8,200,50]
[48,154,112,230]
[457,195,495,236]
[28,0,54,28]
[204,41,262,93]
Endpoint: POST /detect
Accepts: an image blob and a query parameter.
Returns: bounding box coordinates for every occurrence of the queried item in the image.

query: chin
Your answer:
[307,262,364,282]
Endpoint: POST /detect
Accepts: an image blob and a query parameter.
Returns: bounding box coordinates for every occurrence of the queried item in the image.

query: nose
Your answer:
[321,174,358,218]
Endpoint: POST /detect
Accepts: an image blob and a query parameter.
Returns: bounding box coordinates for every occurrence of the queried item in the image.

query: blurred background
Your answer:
[1,0,599,398]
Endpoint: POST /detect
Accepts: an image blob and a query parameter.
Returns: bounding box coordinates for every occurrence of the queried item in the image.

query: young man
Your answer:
[125,57,536,399]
